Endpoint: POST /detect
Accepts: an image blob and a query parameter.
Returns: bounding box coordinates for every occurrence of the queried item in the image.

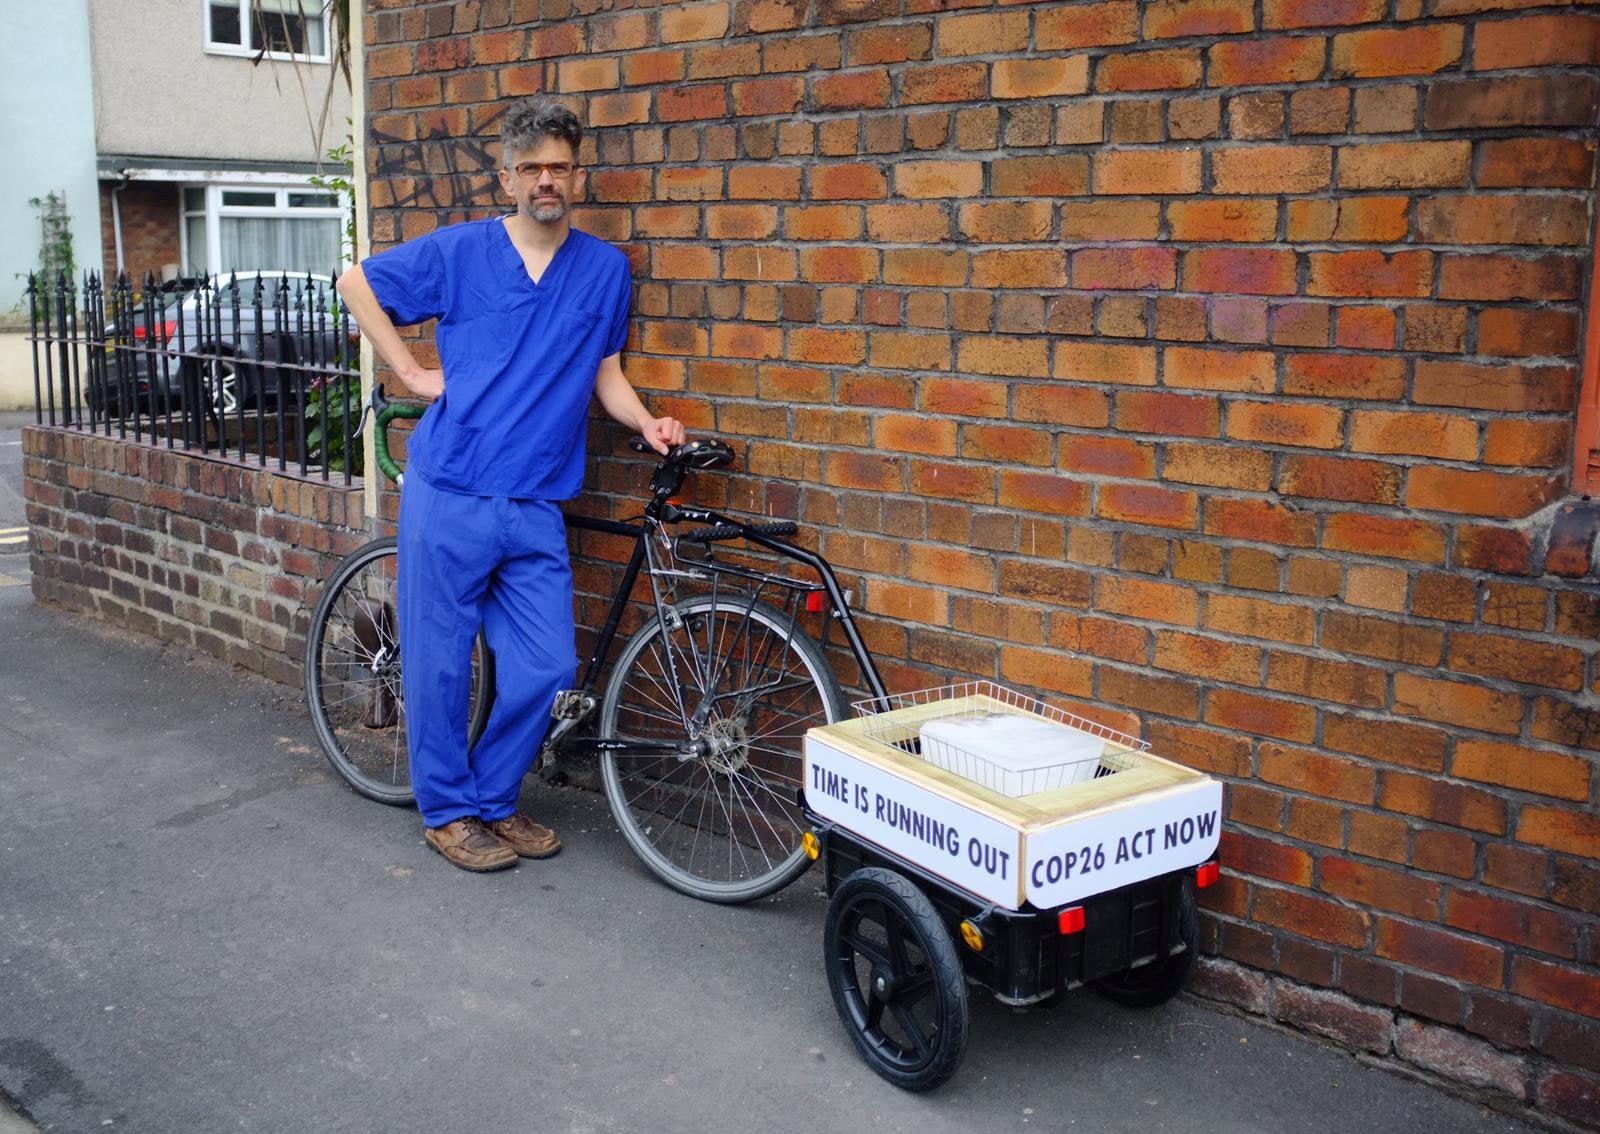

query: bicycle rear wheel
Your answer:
[598,593,845,903]
[304,537,494,805]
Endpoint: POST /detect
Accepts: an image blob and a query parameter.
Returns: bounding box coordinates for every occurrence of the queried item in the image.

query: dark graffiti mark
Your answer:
[372,121,503,211]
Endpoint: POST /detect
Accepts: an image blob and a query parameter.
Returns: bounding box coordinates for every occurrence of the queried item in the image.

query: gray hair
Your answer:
[500,99,583,162]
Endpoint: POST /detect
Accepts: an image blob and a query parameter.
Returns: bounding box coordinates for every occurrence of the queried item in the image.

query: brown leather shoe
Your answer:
[424,817,517,873]
[488,812,561,859]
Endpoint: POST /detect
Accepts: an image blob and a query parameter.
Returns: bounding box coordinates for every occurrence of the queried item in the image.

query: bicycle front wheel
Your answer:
[598,594,845,903]
[304,537,494,806]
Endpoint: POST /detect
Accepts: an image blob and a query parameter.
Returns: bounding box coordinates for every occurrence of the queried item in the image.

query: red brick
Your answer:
[1205,592,1315,645]
[1376,918,1504,987]
[1014,385,1110,428]
[1094,150,1202,195]
[1411,828,1476,878]
[1096,575,1199,626]
[660,0,730,43]
[1323,713,1446,771]
[731,76,805,117]
[1427,74,1600,130]
[1114,391,1220,437]
[804,163,883,201]
[1037,1,1139,49]
[1263,0,1385,30]
[1288,197,1410,243]
[1445,890,1578,957]
[1222,831,1313,887]
[1203,498,1318,547]
[1339,141,1472,189]
[1227,402,1343,449]
[1477,138,1595,189]
[1437,254,1582,303]
[1384,774,1507,844]
[1322,858,1441,919]
[900,62,988,105]
[850,22,932,64]
[1097,48,1203,92]
[1407,467,1563,519]
[1212,145,1332,194]
[992,57,1090,100]
[1478,309,1579,360]
[1210,36,1327,84]
[1536,1069,1600,1128]
[1205,689,1316,741]
[1283,353,1406,400]
[1332,26,1464,77]
[1164,442,1272,490]
[1153,629,1260,685]
[1097,484,1199,531]
[813,70,892,111]
[1183,248,1298,295]
[1417,195,1588,248]
[997,471,1091,516]
[991,155,1089,197]
[1517,806,1600,859]
[1512,956,1600,1019]
[957,337,1049,378]
[1168,200,1278,243]
[971,250,1066,289]
[1160,346,1273,391]
[1306,251,1432,298]
[1473,14,1600,70]
[1450,636,1584,696]
[1278,454,1398,504]
[894,160,984,198]
[1059,435,1156,478]
[1323,512,1446,562]
[1255,885,1370,948]
[1069,247,1178,291]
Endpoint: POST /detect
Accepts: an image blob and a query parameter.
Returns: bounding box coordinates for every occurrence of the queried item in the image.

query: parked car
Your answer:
[96,271,358,419]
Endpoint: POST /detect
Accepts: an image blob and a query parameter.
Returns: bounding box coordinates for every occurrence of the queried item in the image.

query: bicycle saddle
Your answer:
[671,438,734,470]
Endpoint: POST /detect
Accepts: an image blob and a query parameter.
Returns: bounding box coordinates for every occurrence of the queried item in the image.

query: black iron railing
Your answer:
[26,269,364,483]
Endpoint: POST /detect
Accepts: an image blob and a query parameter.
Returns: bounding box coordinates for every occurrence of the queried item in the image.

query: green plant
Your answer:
[309,123,357,262]
[305,372,363,475]
[24,191,75,323]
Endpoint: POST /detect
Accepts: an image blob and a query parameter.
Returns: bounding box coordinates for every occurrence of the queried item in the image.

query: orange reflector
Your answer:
[805,592,828,613]
[1058,906,1085,935]
[1196,861,1220,889]
[801,831,821,861]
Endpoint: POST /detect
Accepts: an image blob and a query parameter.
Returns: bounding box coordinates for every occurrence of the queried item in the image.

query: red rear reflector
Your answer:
[806,592,827,613]
[1196,862,1220,889]
[1058,906,1085,935]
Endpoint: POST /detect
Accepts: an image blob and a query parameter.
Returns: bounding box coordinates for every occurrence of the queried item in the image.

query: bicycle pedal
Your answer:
[550,690,595,721]
[536,757,568,785]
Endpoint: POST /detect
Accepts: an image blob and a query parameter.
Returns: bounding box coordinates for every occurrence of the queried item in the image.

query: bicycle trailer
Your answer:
[801,682,1224,1091]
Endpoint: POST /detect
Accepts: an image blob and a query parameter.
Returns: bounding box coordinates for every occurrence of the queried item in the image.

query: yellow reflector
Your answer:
[801,831,821,860]
[959,920,984,952]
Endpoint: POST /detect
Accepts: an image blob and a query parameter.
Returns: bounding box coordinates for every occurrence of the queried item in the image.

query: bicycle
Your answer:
[304,385,889,903]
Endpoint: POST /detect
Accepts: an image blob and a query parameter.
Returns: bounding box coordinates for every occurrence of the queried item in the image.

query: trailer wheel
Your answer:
[823,867,969,1092]
[1094,875,1199,1008]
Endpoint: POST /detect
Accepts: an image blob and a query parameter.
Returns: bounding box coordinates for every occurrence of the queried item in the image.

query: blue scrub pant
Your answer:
[398,472,576,829]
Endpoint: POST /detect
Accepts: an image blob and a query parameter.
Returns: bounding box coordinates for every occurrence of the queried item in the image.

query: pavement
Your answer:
[0,410,1548,1133]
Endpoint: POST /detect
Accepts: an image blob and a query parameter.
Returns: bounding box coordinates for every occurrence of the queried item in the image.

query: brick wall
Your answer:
[359,1,1600,1124]
[98,180,183,283]
[23,427,369,687]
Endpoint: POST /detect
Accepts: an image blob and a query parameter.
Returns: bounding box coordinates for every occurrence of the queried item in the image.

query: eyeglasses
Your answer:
[509,161,577,180]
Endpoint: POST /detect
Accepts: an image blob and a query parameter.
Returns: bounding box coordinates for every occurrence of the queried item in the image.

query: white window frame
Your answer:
[204,0,332,65]
[178,179,350,278]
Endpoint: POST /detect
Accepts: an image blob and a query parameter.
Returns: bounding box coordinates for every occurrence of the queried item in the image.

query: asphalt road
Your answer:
[0,413,1544,1134]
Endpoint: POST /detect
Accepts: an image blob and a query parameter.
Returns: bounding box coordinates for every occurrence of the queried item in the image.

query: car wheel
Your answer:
[204,354,240,416]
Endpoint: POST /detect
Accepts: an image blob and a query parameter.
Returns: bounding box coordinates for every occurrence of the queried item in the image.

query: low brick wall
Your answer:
[22,426,372,686]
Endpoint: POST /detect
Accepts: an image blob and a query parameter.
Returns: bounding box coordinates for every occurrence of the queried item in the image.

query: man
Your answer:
[336,99,684,873]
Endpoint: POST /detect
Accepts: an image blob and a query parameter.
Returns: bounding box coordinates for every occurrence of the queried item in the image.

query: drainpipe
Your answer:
[110,172,130,279]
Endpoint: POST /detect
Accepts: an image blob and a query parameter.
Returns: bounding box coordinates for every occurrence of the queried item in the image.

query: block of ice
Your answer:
[918,713,1105,795]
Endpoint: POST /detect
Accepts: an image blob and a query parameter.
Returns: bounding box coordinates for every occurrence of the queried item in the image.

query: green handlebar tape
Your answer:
[373,403,425,483]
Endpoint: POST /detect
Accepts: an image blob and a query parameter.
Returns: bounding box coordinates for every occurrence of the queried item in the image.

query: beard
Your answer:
[529,194,567,223]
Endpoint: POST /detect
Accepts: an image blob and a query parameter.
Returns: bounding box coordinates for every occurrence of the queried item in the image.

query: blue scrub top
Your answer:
[362,216,632,499]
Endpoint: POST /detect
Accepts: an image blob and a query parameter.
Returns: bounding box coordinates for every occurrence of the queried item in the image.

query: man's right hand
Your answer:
[401,366,445,401]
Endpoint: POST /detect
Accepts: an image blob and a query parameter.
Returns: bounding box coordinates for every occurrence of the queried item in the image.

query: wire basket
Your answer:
[852,681,1149,798]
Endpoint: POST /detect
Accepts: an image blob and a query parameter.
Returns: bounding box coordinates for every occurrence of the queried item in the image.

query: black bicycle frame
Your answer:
[560,507,891,737]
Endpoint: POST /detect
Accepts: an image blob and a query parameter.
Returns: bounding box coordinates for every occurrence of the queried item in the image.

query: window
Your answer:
[181,183,347,278]
[206,0,329,62]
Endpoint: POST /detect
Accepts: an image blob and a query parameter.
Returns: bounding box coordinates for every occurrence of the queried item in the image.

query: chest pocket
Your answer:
[534,308,605,377]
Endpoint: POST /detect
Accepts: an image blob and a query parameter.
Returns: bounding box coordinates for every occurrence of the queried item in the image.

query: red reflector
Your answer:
[1057,906,1085,935]
[1196,862,1221,889]
[805,592,827,613]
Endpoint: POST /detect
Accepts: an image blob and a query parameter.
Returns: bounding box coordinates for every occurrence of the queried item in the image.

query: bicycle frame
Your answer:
[556,503,890,760]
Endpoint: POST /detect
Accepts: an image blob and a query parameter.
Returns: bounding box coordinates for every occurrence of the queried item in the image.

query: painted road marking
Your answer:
[0,573,24,587]
[0,527,25,548]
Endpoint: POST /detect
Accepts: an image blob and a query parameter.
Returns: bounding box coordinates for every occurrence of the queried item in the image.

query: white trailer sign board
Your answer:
[805,706,1223,912]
